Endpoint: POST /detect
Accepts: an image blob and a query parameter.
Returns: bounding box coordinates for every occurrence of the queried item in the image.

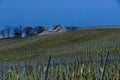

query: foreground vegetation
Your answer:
[0,51,120,80]
[0,28,120,79]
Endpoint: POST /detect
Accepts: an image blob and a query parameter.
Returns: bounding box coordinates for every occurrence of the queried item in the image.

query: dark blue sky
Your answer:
[0,0,120,28]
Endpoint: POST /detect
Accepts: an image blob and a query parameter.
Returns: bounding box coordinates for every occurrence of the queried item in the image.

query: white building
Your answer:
[38,25,65,36]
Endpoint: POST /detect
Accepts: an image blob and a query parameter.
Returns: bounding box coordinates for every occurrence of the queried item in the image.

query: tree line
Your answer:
[0,26,45,39]
[0,25,80,39]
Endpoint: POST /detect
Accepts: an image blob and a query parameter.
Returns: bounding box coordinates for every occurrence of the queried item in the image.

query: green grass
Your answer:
[0,28,120,63]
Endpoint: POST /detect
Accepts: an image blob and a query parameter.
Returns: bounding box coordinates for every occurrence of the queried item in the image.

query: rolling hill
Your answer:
[0,28,120,64]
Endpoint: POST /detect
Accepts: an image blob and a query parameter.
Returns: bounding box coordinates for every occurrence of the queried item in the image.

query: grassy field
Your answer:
[0,28,120,80]
[0,28,120,63]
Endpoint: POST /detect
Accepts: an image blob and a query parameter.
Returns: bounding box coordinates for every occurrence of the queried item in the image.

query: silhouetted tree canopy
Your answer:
[24,26,34,36]
[14,26,23,38]
[0,29,5,38]
[0,28,11,38]
[34,26,45,34]
[6,28,10,38]
[65,26,80,31]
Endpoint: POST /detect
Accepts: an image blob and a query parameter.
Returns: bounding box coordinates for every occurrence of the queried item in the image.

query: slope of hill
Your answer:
[0,28,120,63]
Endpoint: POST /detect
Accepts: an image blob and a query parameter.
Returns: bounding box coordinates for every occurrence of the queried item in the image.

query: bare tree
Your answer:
[6,28,11,38]
[34,26,45,34]
[0,29,5,39]
[24,26,34,36]
[14,26,23,38]
[65,26,80,31]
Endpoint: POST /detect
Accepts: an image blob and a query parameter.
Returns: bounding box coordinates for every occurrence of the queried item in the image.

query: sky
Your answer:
[0,0,120,28]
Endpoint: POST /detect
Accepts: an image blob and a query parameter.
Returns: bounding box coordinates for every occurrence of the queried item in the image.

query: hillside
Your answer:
[0,28,120,63]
